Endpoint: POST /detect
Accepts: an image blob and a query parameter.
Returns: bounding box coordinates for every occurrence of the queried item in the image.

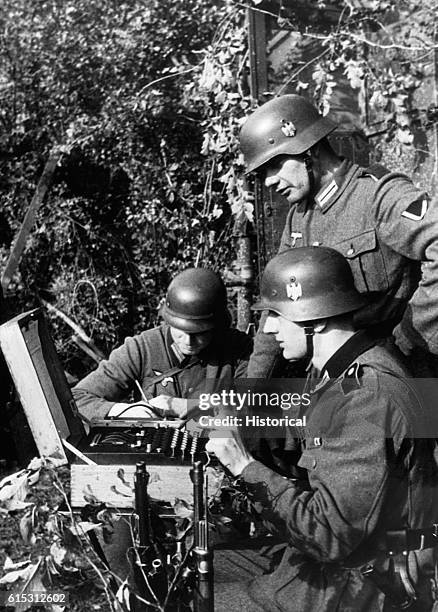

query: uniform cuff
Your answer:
[241,460,274,483]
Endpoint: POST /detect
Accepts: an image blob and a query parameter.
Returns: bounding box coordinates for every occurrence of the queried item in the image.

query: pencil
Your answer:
[135,379,148,403]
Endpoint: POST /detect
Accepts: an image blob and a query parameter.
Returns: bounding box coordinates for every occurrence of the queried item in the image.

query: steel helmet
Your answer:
[240,95,337,174]
[252,247,366,322]
[161,268,230,333]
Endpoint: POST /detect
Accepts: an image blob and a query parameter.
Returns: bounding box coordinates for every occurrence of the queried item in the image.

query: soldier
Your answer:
[72,268,252,587]
[73,267,252,421]
[207,246,438,611]
[240,94,438,378]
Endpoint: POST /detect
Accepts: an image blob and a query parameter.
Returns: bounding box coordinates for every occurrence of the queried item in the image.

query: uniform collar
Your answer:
[163,326,184,365]
[314,158,356,212]
[310,329,378,393]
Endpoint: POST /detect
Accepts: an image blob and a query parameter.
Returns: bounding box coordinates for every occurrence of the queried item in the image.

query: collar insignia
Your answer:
[281,120,296,137]
[154,371,174,387]
[286,277,302,301]
[161,376,174,387]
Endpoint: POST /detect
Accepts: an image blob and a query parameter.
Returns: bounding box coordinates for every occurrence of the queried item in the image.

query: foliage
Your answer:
[0,0,436,375]
[253,0,437,172]
[0,0,251,375]
[184,4,253,226]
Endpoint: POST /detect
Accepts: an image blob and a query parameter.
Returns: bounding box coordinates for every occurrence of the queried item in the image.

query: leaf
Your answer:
[26,457,43,472]
[173,498,193,520]
[116,580,132,610]
[19,513,37,545]
[49,541,79,573]
[344,61,364,89]
[396,127,414,145]
[0,560,40,585]
[0,471,29,503]
[49,541,67,566]
[3,557,31,571]
[6,499,33,511]
[0,461,41,511]
[45,554,61,577]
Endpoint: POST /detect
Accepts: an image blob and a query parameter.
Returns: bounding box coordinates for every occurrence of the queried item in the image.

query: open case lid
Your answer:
[0,308,86,463]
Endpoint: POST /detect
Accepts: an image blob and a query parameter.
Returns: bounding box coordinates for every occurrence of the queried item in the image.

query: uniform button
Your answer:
[347,247,355,256]
[188,387,193,393]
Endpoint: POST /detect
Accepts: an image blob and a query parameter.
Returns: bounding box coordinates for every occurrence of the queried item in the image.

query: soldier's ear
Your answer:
[309,144,320,160]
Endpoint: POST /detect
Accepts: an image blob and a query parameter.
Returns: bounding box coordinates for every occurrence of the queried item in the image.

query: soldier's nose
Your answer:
[264,315,279,334]
[264,174,279,189]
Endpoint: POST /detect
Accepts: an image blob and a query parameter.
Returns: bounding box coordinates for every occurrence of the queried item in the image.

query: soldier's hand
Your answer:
[149,395,189,418]
[206,430,254,477]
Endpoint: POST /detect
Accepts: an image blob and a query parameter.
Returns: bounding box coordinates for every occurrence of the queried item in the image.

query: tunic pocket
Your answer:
[334,229,388,293]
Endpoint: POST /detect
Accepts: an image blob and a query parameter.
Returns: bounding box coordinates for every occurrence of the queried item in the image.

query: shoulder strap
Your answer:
[141,325,201,395]
[363,163,391,181]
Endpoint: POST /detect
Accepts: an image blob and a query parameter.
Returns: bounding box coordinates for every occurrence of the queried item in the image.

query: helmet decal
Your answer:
[286,277,302,301]
[281,119,296,138]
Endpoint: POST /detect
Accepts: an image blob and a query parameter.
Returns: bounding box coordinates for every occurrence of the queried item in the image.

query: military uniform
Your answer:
[248,159,438,377]
[73,323,252,419]
[240,331,438,611]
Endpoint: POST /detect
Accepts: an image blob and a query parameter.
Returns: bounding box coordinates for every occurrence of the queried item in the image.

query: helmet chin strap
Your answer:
[303,150,315,195]
[303,325,314,361]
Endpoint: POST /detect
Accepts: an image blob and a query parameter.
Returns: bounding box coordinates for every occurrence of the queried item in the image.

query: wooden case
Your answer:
[0,309,207,508]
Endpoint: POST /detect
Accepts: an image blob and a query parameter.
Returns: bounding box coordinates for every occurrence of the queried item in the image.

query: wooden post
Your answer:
[1,146,63,293]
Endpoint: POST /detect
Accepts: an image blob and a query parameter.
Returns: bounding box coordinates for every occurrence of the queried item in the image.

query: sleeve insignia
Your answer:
[401,197,428,221]
[341,362,362,395]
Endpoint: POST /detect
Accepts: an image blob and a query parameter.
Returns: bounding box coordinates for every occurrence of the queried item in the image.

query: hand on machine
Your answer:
[205,426,253,477]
